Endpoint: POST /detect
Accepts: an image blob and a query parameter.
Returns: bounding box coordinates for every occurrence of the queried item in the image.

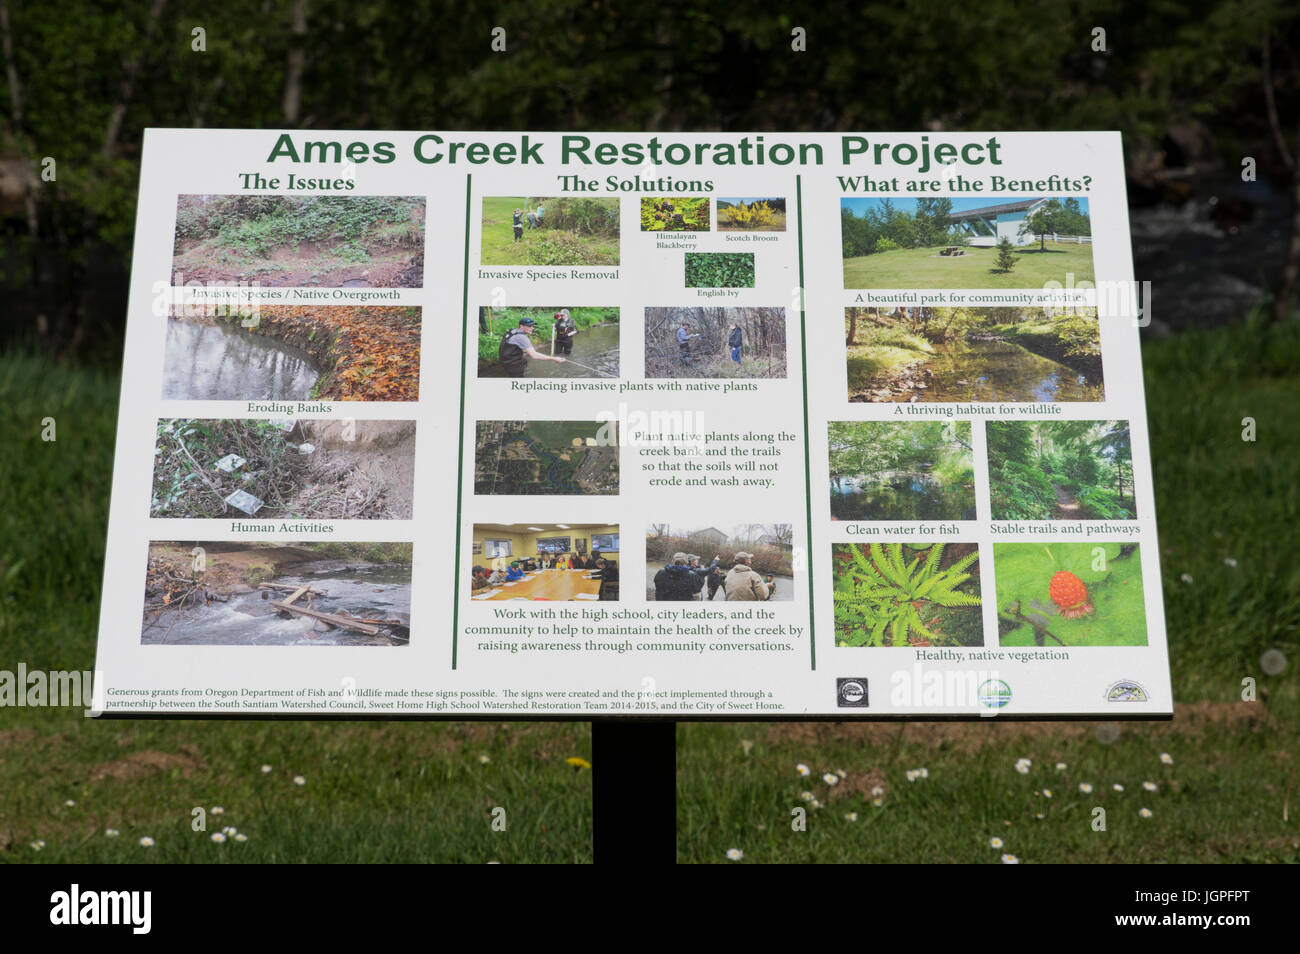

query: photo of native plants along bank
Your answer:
[845,305,1103,403]
[477,306,619,379]
[162,305,421,402]
[645,524,794,601]
[644,306,787,378]
[151,419,416,520]
[828,421,975,521]
[831,542,983,647]
[142,542,413,646]
[987,420,1136,521]
[840,196,1093,289]
[172,195,425,287]
[994,542,1148,647]
[481,196,620,266]
[717,197,786,232]
[640,196,710,231]
[474,420,619,496]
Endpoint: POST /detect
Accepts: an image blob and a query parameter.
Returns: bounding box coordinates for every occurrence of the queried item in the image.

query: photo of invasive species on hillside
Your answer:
[845,305,1103,403]
[831,542,983,647]
[644,306,786,378]
[171,195,425,287]
[477,306,619,379]
[987,420,1135,520]
[151,419,416,520]
[684,251,755,287]
[162,304,421,402]
[482,196,620,265]
[828,421,975,521]
[142,541,413,646]
[840,196,1093,288]
[994,542,1148,647]
[640,196,710,231]
[717,197,786,231]
[474,420,619,496]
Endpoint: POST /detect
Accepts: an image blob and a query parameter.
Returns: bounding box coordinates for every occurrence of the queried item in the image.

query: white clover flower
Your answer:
[105,828,120,838]
[823,773,839,786]
[1139,807,1153,818]
[64,799,76,807]
[1042,789,1053,798]
[1159,753,1174,765]
[989,837,1004,849]
[222,826,236,836]
[796,763,810,777]
[800,790,814,802]
[1055,762,1067,771]
[1113,783,1124,792]
[211,806,224,816]
[261,764,273,774]
[139,837,155,847]
[1142,781,1158,792]
[1015,758,1032,775]
[1001,854,1020,864]
[871,797,884,807]
[1079,782,1093,794]
[726,848,744,861]
[31,840,45,851]
[234,833,248,842]
[210,832,227,843]
[844,812,859,822]
[906,770,920,782]
[871,786,884,797]
[293,775,306,786]
[836,769,847,779]
[917,767,929,779]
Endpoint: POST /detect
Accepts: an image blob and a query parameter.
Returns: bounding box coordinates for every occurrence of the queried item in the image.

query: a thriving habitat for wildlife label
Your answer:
[90,129,1172,718]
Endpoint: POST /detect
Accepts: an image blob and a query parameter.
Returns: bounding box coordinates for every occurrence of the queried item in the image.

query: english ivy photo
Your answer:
[684,252,755,288]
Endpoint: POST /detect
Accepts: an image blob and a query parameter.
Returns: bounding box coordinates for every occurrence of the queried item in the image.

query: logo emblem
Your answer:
[836,678,869,707]
[1105,680,1149,702]
[977,679,1012,709]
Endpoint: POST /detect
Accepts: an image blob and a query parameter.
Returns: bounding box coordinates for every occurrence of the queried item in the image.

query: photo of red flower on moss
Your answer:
[993,542,1148,647]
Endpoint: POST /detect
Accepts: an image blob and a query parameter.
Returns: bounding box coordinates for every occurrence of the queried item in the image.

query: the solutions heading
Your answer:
[265,133,1004,175]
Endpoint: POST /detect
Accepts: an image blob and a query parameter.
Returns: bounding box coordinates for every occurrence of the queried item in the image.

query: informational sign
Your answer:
[91,130,1171,718]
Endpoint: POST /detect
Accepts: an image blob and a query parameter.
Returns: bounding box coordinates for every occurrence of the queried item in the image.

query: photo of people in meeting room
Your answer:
[469,523,620,602]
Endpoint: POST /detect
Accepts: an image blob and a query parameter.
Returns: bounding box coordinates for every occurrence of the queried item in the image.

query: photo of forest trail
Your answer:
[477,306,620,378]
[845,305,1103,403]
[151,419,417,520]
[644,306,786,378]
[987,420,1135,521]
[994,542,1148,647]
[171,195,425,287]
[828,421,975,521]
[717,197,786,231]
[481,196,620,265]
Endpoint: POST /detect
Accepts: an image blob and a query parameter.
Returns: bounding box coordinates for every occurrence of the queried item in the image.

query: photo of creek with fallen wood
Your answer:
[142,543,412,646]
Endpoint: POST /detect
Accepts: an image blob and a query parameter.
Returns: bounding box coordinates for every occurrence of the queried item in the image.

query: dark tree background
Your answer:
[2,0,1299,364]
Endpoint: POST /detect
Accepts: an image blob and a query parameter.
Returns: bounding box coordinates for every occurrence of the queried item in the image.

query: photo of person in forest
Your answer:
[987,420,1136,520]
[644,307,786,378]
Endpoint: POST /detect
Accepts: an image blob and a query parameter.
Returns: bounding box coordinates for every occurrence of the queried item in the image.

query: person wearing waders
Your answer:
[553,308,578,356]
[728,323,743,367]
[677,322,701,365]
[512,208,524,242]
[498,317,566,377]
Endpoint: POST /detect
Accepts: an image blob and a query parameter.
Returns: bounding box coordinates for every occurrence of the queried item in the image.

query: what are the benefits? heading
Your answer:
[263,132,1008,174]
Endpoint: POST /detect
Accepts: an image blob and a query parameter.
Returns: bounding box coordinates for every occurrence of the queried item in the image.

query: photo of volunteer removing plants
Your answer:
[840,195,1093,288]
[150,419,416,520]
[994,542,1148,647]
[477,306,619,379]
[645,524,794,601]
[845,305,1103,403]
[141,542,413,646]
[163,304,422,402]
[644,306,786,378]
[171,195,425,287]
[987,420,1136,521]
[481,196,620,265]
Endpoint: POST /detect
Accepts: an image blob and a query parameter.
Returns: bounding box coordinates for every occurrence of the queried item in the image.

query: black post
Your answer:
[591,720,676,863]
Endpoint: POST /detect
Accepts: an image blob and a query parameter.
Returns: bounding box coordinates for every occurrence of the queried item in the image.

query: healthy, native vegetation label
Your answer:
[92,130,1171,718]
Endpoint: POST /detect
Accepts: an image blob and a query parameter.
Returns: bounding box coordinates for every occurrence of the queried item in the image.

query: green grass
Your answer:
[843,242,1096,289]
[480,196,619,266]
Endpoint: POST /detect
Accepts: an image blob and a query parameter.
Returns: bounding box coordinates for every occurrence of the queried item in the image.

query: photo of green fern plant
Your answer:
[987,420,1136,520]
[831,542,983,648]
[994,542,1148,647]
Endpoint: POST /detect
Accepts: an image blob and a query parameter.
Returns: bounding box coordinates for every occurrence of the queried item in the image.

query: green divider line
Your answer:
[796,175,817,670]
[450,174,472,669]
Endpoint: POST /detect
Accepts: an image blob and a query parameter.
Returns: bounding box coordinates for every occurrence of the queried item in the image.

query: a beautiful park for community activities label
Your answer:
[90,129,1172,718]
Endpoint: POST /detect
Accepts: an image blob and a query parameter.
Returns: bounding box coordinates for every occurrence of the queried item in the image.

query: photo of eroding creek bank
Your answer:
[142,542,412,646]
[846,305,1104,403]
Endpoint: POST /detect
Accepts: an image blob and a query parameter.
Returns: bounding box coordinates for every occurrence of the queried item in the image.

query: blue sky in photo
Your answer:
[841,195,1091,218]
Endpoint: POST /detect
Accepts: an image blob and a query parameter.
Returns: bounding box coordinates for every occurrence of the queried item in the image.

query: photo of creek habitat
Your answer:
[477,306,620,379]
[151,419,416,520]
[171,195,425,287]
[987,420,1136,521]
[829,421,976,521]
[162,305,422,402]
[845,305,1104,403]
[141,542,413,647]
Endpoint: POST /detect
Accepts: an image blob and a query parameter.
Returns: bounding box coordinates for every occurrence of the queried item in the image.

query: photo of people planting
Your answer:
[831,542,983,647]
[987,420,1136,520]
[151,419,416,520]
[142,541,413,646]
[840,196,1093,288]
[644,306,786,378]
[646,524,794,601]
[994,542,1148,647]
[845,305,1103,402]
[477,306,619,379]
[828,421,975,521]
[640,196,710,231]
[717,197,786,232]
[481,196,620,265]
[163,304,422,402]
[171,195,425,287]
